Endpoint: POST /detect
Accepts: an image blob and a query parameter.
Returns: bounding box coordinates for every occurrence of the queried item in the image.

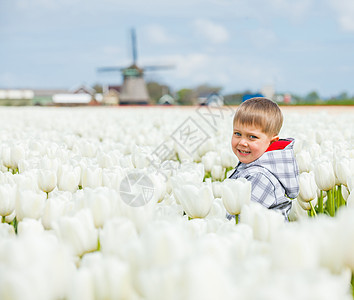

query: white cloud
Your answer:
[144,25,175,44]
[248,28,278,48]
[194,19,229,44]
[328,0,354,32]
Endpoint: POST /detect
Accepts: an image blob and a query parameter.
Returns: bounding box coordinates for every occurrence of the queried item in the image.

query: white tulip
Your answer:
[221,178,251,216]
[241,202,284,242]
[82,187,113,228]
[219,148,238,168]
[10,144,26,170]
[173,183,214,218]
[41,195,71,230]
[211,181,222,198]
[288,198,309,221]
[0,184,17,217]
[16,189,47,221]
[0,222,16,238]
[335,158,351,187]
[201,151,218,173]
[298,172,317,202]
[81,167,102,188]
[314,160,335,191]
[296,151,312,173]
[54,209,98,256]
[79,253,135,300]
[297,194,318,211]
[211,164,225,181]
[58,164,81,192]
[38,169,57,193]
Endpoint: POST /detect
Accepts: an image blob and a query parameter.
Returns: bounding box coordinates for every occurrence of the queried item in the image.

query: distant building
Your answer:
[101,85,120,105]
[52,84,97,106]
[198,92,224,106]
[158,94,175,105]
[0,89,34,105]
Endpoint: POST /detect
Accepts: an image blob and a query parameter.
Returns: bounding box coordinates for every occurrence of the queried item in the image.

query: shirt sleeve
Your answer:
[245,172,276,208]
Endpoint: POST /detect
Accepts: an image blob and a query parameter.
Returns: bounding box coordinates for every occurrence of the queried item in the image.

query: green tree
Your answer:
[147,81,171,104]
[92,83,103,94]
[305,91,321,103]
[176,88,196,105]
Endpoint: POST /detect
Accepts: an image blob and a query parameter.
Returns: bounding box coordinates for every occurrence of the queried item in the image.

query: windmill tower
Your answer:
[98,29,172,105]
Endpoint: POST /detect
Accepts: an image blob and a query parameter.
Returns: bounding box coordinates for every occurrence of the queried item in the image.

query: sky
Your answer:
[1,0,354,98]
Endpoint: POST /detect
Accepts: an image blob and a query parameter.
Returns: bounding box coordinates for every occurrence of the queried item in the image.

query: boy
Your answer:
[229,97,299,220]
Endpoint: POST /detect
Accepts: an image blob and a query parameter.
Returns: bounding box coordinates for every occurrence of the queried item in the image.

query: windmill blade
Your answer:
[143,65,174,71]
[97,67,125,72]
[131,28,138,65]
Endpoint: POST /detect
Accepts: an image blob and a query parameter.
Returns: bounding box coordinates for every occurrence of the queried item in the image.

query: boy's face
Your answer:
[231,122,279,164]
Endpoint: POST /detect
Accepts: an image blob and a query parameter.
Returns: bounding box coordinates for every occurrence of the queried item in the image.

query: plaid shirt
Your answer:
[229,138,299,220]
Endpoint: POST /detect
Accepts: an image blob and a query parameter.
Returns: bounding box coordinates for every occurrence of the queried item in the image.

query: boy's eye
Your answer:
[234,132,241,136]
[250,135,258,139]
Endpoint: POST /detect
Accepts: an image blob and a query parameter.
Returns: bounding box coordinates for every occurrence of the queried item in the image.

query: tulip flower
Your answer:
[241,202,284,242]
[41,195,71,230]
[54,209,98,256]
[335,158,351,187]
[211,164,225,181]
[16,189,47,221]
[201,151,218,173]
[0,184,17,218]
[221,178,251,223]
[314,160,335,191]
[298,172,317,202]
[58,164,81,193]
[38,169,57,194]
[296,151,312,173]
[10,144,26,170]
[173,183,214,219]
[81,166,102,189]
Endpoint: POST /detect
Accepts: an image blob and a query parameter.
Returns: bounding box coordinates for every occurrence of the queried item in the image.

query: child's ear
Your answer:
[270,135,279,144]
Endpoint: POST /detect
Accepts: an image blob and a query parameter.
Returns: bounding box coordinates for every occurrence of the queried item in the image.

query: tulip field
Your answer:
[0,105,354,300]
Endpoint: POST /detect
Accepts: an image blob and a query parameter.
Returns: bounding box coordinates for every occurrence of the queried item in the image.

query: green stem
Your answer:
[318,190,323,214]
[1,216,5,223]
[351,272,354,299]
[309,201,317,217]
[235,214,239,224]
[327,189,335,217]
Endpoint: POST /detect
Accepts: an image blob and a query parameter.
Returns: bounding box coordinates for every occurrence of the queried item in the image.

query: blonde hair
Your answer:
[233,97,283,136]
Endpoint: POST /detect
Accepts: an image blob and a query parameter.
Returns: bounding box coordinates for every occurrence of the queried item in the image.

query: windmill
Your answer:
[97,28,172,105]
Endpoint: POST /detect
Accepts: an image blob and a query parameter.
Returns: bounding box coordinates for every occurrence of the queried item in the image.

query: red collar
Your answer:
[265,140,291,152]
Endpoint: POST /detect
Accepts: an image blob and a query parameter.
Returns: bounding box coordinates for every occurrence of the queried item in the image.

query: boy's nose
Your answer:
[239,138,248,146]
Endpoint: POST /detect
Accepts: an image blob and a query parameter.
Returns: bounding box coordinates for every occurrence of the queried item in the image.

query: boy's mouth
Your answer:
[238,149,251,155]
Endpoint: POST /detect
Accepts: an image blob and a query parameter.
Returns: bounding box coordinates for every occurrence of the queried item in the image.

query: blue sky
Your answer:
[1,0,354,98]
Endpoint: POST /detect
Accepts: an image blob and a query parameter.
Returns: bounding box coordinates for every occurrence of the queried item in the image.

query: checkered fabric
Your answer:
[229,138,299,221]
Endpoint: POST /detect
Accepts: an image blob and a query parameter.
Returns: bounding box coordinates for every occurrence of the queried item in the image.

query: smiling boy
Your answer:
[229,97,299,220]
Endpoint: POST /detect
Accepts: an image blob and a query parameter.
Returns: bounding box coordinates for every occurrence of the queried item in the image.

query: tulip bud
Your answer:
[58,165,81,192]
[38,169,57,193]
[298,172,317,202]
[16,189,47,221]
[201,151,218,173]
[297,194,318,211]
[10,144,26,170]
[54,209,98,256]
[0,184,17,217]
[335,158,351,187]
[211,164,225,181]
[314,161,335,191]
[219,148,238,168]
[82,167,102,189]
[173,183,214,219]
[221,178,251,216]
[296,151,312,173]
